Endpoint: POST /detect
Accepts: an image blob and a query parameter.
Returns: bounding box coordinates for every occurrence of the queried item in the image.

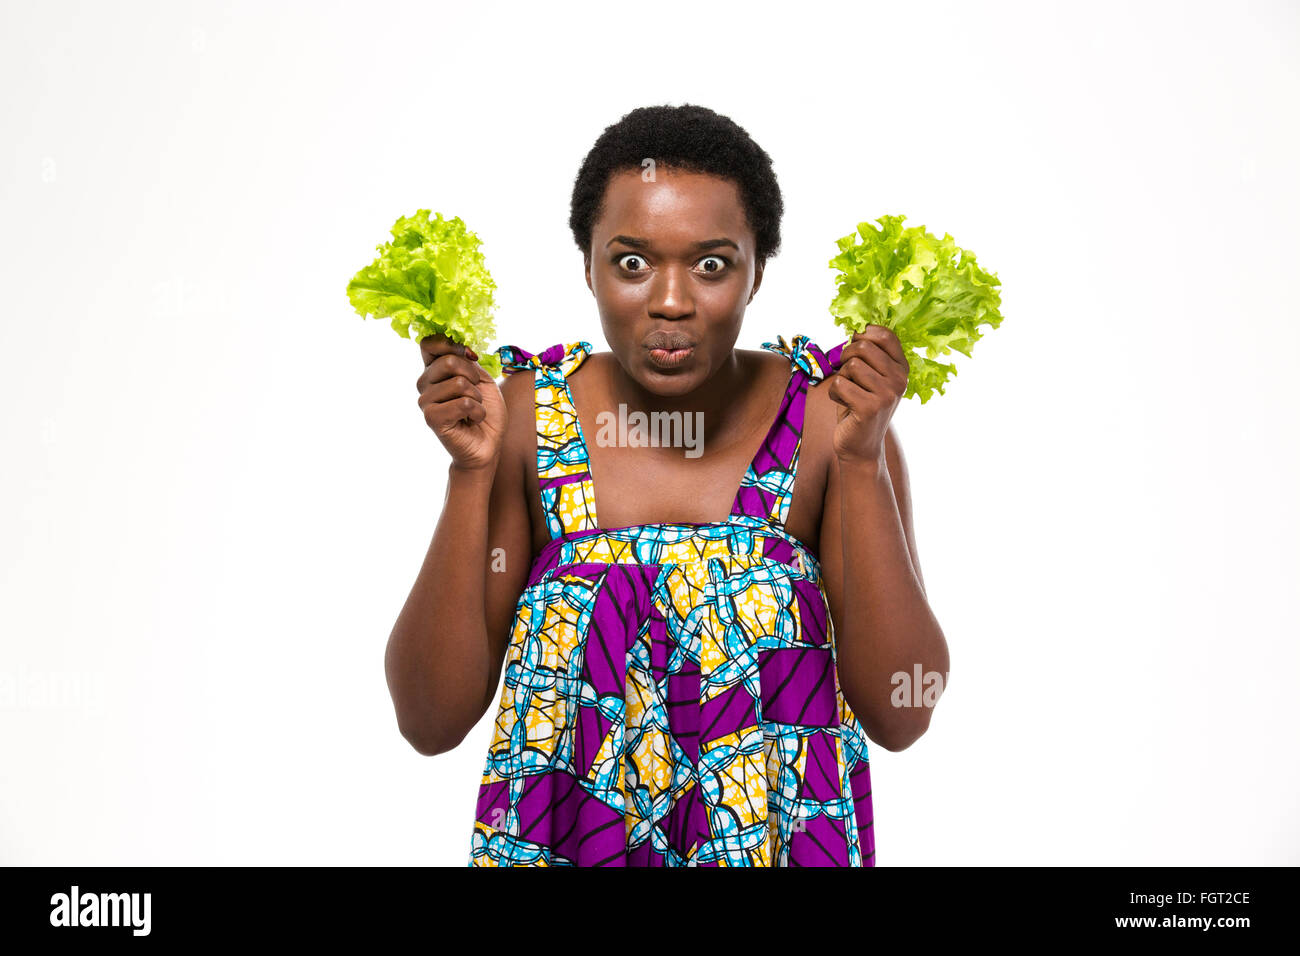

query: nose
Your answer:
[648,263,694,319]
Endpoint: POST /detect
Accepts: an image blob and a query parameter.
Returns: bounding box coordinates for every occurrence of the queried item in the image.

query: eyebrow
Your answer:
[605,235,740,252]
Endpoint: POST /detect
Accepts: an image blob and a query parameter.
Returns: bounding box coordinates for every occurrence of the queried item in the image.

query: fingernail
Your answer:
[466,348,478,360]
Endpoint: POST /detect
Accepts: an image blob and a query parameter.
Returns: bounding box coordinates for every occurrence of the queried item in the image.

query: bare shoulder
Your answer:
[490,365,546,556]
[739,346,786,370]
[494,366,538,495]
[497,362,536,408]
[740,347,793,401]
[801,370,839,472]
[497,365,536,447]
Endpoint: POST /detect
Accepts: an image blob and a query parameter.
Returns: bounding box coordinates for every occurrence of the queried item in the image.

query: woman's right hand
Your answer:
[417,334,507,473]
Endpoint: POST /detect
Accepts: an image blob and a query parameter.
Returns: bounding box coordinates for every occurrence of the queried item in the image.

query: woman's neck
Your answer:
[600,349,768,454]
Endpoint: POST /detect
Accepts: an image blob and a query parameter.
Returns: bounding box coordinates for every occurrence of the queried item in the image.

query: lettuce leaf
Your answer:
[829,214,1002,403]
[347,210,501,377]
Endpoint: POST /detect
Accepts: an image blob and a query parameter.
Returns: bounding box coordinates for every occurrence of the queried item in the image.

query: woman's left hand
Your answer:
[828,326,910,466]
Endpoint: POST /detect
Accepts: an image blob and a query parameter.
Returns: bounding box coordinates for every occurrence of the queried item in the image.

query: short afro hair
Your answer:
[569,103,784,269]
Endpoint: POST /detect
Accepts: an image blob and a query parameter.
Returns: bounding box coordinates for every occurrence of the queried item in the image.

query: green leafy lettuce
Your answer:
[829,214,1002,403]
[347,209,501,377]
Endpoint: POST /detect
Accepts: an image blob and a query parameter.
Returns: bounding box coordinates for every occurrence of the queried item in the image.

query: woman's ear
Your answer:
[748,258,765,302]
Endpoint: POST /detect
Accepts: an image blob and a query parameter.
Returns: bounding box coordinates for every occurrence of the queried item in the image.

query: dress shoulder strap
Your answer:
[730,334,842,529]
[493,341,598,540]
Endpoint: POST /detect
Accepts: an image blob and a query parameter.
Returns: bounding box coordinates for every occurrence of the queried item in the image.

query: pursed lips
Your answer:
[644,332,695,351]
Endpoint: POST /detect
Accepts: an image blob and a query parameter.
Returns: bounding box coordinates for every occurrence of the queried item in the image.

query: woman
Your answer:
[385,104,949,866]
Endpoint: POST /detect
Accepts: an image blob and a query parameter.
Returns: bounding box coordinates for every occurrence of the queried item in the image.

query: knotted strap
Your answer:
[496,341,592,378]
[760,334,847,383]
[496,342,598,539]
[729,334,842,530]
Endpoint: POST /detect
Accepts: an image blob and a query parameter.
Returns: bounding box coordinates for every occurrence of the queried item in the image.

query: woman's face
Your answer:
[585,167,763,396]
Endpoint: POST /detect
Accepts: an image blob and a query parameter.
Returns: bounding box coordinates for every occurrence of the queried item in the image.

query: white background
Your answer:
[2,0,1297,865]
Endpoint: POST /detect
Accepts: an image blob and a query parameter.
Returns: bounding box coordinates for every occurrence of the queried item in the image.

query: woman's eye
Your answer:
[615,253,729,274]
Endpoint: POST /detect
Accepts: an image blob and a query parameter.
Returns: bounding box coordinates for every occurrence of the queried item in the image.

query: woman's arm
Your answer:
[819,418,949,753]
[384,369,536,755]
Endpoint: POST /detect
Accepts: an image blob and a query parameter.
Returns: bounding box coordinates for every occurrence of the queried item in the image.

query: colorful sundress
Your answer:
[467,334,875,866]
